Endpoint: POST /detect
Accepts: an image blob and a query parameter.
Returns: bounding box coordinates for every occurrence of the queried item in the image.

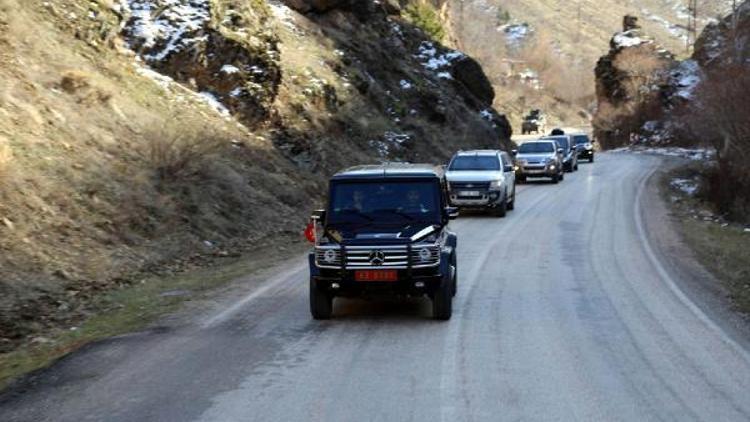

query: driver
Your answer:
[400,189,428,213]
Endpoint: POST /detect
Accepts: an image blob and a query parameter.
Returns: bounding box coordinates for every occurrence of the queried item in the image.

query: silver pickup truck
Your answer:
[445,150,516,217]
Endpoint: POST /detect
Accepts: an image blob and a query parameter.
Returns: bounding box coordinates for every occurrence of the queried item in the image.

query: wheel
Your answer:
[551,174,559,184]
[310,278,333,320]
[574,163,579,171]
[451,257,457,297]
[560,172,564,181]
[590,155,595,163]
[493,193,507,217]
[507,185,516,211]
[432,278,453,320]
[517,176,526,184]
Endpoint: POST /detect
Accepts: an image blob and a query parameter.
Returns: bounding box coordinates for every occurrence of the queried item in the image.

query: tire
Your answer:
[310,278,333,320]
[574,163,579,171]
[432,278,453,320]
[451,257,457,297]
[493,193,507,217]
[590,155,595,163]
[551,174,559,184]
[517,176,526,184]
[560,172,565,181]
[507,185,516,211]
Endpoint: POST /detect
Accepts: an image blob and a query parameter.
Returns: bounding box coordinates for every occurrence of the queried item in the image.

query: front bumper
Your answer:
[312,267,445,297]
[517,164,558,177]
[577,149,594,159]
[449,190,503,208]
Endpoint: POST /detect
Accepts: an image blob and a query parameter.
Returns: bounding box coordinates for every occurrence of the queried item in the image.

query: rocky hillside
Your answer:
[592,1,750,219]
[0,0,510,351]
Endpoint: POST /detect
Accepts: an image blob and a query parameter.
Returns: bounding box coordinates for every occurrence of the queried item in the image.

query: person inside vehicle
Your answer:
[400,189,429,214]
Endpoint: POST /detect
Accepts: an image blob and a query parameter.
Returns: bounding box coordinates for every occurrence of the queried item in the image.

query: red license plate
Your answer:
[355,270,398,282]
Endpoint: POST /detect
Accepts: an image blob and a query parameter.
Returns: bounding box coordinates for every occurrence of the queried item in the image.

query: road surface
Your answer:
[2,152,750,421]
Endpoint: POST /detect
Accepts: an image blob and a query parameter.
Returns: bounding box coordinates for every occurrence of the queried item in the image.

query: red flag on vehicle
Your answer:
[304,220,316,243]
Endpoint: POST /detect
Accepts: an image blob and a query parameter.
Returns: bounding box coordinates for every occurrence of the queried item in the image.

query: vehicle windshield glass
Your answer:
[329,181,441,224]
[546,137,569,151]
[574,135,589,145]
[519,142,555,154]
[449,155,500,171]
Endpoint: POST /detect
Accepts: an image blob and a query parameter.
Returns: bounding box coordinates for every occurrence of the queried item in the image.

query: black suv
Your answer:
[542,135,578,172]
[308,164,459,320]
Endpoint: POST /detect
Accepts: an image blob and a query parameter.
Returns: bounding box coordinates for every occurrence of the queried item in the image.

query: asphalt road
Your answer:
[2,152,750,421]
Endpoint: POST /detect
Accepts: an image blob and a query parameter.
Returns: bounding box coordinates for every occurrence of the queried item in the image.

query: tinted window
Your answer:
[545,136,569,151]
[449,155,501,171]
[573,135,590,145]
[329,181,441,224]
[518,142,555,153]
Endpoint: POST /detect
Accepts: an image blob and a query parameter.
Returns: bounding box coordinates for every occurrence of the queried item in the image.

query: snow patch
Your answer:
[613,30,649,49]
[399,80,413,90]
[415,42,464,78]
[220,64,241,74]
[671,178,699,196]
[198,92,230,117]
[672,60,702,100]
[125,0,211,62]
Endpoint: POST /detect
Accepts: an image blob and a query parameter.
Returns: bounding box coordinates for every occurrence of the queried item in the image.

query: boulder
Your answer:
[451,56,495,107]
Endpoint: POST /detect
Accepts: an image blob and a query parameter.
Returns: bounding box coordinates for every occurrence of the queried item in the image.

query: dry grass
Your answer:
[141,123,226,182]
[0,141,11,187]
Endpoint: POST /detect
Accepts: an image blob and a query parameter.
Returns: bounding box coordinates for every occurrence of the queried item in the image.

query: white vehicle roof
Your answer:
[454,150,502,156]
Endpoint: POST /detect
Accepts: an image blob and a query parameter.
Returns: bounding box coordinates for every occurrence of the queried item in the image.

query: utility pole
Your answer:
[686,0,698,54]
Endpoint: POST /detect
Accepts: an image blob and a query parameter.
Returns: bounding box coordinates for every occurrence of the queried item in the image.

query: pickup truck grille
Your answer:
[449,181,491,191]
[315,244,440,269]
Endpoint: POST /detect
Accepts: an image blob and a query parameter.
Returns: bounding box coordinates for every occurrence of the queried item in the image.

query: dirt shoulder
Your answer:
[0,234,310,391]
[642,158,750,350]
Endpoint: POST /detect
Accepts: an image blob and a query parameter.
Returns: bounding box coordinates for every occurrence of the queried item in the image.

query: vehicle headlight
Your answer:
[586,144,593,150]
[419,247,432,262]
[323,249,337,263]
[517,159,528,166]
[546,157,556,164]
[490,179,504,190]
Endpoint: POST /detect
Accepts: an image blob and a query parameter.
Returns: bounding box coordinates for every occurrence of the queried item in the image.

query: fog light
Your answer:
[415,282,425,288]
[331,283,340,289]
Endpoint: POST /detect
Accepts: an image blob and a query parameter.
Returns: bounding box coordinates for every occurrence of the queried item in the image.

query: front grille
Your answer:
[449,181,491,191]
[315,244,440,269]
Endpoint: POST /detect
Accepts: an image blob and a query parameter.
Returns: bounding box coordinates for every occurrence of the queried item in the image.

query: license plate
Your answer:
[460,191,481,197]
[355,270,398,282]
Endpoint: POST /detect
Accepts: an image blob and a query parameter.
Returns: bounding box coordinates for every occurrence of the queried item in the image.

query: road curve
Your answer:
[2,152,749,421]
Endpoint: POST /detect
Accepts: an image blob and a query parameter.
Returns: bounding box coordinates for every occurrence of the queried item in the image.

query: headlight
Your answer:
[545,157,555,164]
[323,249,337,263]
[490,179,504,190]
[418,248,432,262]
[586,144,593,150]
[517,159,528,166]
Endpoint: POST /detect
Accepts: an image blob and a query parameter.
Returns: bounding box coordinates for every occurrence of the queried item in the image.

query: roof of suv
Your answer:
[332,163,444,180]
[453,150,502,156]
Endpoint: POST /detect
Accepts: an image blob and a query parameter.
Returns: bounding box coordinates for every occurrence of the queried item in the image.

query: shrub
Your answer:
[141,124,226,182]
[404,3,446,42]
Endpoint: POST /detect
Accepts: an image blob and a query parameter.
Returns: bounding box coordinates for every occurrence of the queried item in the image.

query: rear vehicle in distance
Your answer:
[513,140,564,184]
[572,133,595,163]
[445,150,516,217]
[308,164,458,320]
[542,135,578,172]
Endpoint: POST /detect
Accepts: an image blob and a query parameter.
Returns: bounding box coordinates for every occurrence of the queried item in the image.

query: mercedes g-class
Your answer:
[308,164,459,320]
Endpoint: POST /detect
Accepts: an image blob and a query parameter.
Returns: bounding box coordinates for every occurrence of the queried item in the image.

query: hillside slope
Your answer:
[0,0,510,352]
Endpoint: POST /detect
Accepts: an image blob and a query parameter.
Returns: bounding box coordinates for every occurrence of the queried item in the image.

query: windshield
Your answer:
[449,155,500,171]
[518,142,555,154]
[545,136,570,151]
[574,135,590,145]
[329,181,441,224]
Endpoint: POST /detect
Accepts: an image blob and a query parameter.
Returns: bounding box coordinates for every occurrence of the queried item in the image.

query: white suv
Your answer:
[445,150,516,217]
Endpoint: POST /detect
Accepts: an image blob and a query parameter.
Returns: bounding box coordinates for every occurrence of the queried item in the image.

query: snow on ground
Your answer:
[415,42,464,78]
[125,0,210,61]
[671,178,699,196]
[268,0,303,34]
[671,60,702,100]
[399,80,413,90]
[612,146,715,161]
[498,23,532,46]
[197,92,230,116]
[612,30,650,48]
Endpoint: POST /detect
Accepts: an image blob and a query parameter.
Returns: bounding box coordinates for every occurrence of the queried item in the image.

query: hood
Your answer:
[325,222,438,245]
[445,170,501,182]
[516,153,554,162]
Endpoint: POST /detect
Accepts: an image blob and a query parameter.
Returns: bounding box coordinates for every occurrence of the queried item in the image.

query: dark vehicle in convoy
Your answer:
[308,164,459,320]
[513,140,564,183]
[572,133,595,162]
[445,150,516,217]
[542,135,578,172]
[521,109,546,134]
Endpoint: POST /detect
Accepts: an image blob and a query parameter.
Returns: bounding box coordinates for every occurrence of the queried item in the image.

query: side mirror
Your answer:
[503,165,513,172]
[557,148,564,154]
[511,149,518,156]
[311,209,326,221]
[445,207,459,220]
